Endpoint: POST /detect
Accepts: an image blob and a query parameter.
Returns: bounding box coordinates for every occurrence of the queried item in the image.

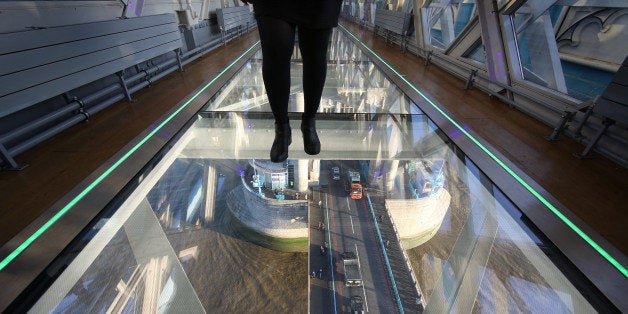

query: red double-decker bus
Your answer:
[347,171,363,199]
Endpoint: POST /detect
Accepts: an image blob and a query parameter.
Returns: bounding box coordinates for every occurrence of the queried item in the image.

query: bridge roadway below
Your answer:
[308,160,423,314]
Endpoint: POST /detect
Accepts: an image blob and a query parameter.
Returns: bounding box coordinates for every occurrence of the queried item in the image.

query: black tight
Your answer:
[257,15,332,124]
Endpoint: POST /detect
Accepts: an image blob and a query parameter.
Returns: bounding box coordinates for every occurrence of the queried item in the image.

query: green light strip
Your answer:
[339,25,627,278]
[0,42,261,272]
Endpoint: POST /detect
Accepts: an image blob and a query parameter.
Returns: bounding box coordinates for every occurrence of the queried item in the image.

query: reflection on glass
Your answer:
[32,192,205,313]
[34,112,598,312]
[414,156,595,312]
[31,25,603,313]
[465,41,485,64]
[343,0,381,25]
[148,159,206,232]
[206,30,417,115]
[513,4,620,100]
[427,0,477,49]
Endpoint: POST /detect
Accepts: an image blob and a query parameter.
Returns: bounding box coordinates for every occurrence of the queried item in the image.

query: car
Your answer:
[350,295,364,313]
[332,167,340,180]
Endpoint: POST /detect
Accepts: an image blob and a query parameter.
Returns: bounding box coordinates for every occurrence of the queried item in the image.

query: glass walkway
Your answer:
[4,27,621,313]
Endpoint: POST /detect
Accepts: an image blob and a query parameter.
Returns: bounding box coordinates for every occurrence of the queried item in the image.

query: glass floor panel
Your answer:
[26,29,610,313]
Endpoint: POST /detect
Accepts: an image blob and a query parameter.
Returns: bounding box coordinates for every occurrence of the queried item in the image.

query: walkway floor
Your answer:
[0,19,625,260]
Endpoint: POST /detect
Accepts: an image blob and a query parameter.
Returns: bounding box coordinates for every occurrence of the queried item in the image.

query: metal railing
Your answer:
[0,27,255,170]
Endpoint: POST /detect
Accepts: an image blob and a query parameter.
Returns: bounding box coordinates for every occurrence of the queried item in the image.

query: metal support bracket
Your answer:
[425,51,432,66]
[574,117,615,159]
[74,97,90,120]
[465,69,478,90]
[220,26,226,46]
[141,69,150,85]
[545,110,575,141]
[0,143,27,171]
[175,48,184,72]
[572,99,597,139]
[116,71,134,102]
[547,97,597,141]
[401,34,407,53]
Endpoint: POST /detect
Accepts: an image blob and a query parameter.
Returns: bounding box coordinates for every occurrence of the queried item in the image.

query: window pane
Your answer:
[514,4,624,100]
[428,0,476,50]
[465,41,485,64]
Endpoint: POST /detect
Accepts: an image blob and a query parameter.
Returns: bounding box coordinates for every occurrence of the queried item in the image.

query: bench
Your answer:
[374,9,412,52]
[0,13,182,169]
[216,6,256,46]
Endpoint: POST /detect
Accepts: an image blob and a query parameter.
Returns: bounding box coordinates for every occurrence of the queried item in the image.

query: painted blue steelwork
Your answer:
[366,193,404,314]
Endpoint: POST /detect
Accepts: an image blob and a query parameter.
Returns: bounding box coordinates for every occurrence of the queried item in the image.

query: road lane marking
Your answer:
[350,216,355,234]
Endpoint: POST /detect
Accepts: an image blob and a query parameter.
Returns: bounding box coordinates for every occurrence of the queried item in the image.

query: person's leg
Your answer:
[297,26,333,155]
[298,27,332,118]
[257,16,296,161]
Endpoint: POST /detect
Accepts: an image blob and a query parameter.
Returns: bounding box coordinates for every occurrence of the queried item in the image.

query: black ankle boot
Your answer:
[301,118,320,155]
[270,123,291,162]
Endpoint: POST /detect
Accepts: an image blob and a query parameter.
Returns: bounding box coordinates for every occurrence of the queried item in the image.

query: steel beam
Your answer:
[477,0,511,86]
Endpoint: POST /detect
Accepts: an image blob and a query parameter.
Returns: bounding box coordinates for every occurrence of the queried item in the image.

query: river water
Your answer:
[163,162,308,312]
[158,157,595,312]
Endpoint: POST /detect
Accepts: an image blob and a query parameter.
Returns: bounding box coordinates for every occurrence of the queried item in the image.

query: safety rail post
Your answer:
[465,69,478,90]
[175,48,184,72]
[116,70,133,102]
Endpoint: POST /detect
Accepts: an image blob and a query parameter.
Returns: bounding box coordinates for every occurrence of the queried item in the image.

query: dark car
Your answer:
[350,295,364,313]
